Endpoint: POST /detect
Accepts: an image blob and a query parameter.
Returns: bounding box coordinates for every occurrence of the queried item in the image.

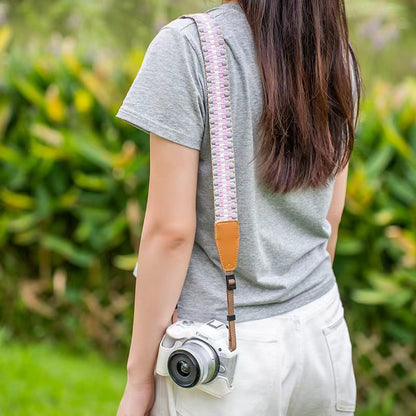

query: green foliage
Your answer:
[333,79,416,414]
[335,78,416,342]
[0,23,149,358]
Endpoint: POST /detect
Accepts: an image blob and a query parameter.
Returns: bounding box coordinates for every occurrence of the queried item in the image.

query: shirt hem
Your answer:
[116,108,201,151]
[176,275,337,324]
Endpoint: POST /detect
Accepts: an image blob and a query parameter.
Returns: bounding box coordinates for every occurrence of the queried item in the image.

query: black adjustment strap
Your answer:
[226,274,236,290]
[227,314,236,322]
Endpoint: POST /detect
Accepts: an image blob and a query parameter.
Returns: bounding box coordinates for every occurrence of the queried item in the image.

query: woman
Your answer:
[116,0,361,415]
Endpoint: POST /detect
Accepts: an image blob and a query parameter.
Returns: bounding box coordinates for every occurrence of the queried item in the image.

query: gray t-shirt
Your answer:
[116,3,351,324]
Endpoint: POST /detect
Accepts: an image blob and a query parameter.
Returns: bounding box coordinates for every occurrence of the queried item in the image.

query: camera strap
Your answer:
[178,12,240,352]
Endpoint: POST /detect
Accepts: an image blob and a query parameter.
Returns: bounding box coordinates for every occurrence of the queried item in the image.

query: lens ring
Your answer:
[183,339,220,384]
[168,349,200,388]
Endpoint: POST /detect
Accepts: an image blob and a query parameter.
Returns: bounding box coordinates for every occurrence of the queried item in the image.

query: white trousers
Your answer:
[150,282,357,416]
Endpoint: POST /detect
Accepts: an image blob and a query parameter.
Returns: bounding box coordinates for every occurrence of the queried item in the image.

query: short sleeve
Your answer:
[116,26,206,151]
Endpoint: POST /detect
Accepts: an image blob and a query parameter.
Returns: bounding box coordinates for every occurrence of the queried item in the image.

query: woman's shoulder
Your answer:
[158,13,200,40]
[147,15,203,65]
[159,4,239,45]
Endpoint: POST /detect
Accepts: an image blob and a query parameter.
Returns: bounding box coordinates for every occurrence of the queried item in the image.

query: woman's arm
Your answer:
[326,161,349,265]
[126,132,199,384]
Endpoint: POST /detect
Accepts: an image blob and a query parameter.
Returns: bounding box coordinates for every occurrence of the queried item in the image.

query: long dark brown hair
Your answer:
[236,0,362,194]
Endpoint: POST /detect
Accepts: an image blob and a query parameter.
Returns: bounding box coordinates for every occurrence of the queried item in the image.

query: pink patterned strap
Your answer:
[179,12,238,225]
[179,12,239,351]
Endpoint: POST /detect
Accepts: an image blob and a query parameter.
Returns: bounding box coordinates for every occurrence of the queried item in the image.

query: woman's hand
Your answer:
[116,376,156,416]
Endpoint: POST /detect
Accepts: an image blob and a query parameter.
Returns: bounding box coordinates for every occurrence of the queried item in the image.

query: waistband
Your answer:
[277,281,340,319]
[236,281,341,329]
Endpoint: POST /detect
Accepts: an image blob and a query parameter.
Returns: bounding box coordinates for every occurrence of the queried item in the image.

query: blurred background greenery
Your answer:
[0,0,415,414]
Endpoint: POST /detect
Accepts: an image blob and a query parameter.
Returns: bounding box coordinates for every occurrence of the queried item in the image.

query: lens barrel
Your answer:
[167,338,220,388]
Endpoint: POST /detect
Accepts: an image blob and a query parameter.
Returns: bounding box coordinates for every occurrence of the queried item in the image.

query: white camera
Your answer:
[155,319,238,398]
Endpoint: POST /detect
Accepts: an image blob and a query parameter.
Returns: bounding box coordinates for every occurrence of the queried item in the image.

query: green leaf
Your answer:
[113,253,137,271]
[73,171,111,192]
[0,189,35,210]
[365,145,394,180]
[336,238,364,255]
[352,289,390,305]
[384,172,416,205]
[64,131,115,170]
[8,213,41,232]
[382,119,414,160]
[11,77,45,107]
[41,234,94,267]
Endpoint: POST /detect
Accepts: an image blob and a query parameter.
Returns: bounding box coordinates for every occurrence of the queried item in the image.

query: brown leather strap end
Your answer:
[228,319,237,351]
[214,220,239,272]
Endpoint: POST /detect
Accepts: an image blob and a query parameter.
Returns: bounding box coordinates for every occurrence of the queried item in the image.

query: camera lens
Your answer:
[168,350,200,387]
[177,360,191,377]
[168,338,220,388]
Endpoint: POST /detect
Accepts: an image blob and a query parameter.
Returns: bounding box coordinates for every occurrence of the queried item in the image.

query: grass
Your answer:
[0,329,126,416]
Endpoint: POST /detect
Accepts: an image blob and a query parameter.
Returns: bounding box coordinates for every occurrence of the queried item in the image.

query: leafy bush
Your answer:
[0,25,149,357]
[334,78,416,414]
[336,78,416,343]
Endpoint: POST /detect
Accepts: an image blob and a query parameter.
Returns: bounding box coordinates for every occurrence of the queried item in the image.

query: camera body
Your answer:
[155,319,238,398]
